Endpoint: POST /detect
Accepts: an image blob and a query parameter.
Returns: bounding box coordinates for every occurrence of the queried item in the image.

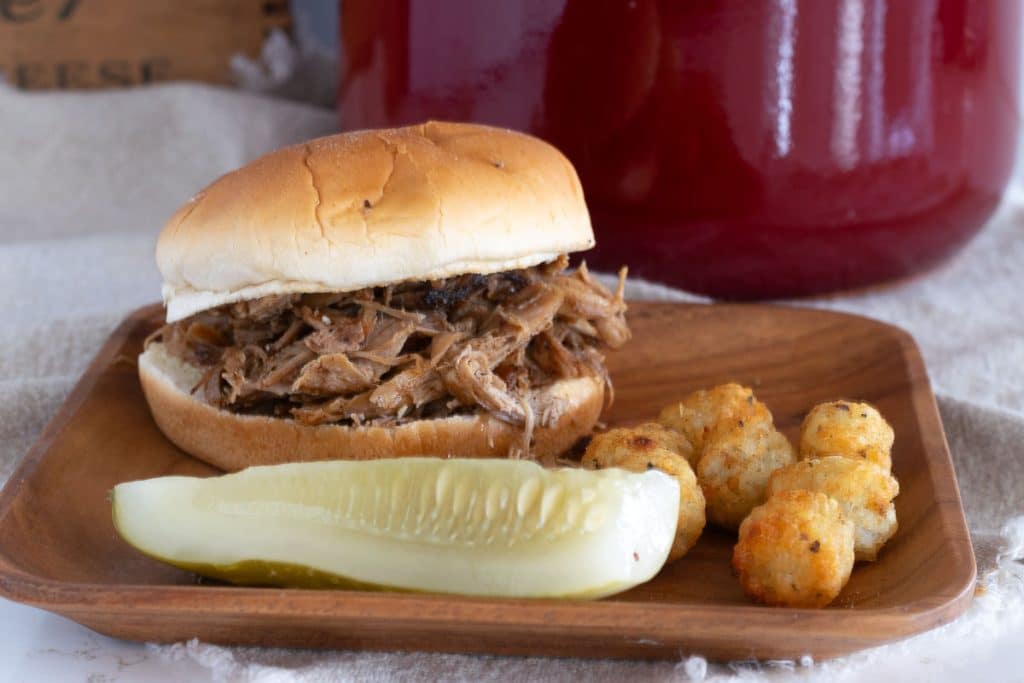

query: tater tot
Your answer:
[658,383,772,456]
[583,427,705,561]
[614,422,696,467]
[800,401,894,472]
[733,490,855,608]
[768,456,899,561]
[697,420,796,530]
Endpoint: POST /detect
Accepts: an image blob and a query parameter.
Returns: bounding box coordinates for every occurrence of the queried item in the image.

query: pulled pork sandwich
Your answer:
[141,122,629,471]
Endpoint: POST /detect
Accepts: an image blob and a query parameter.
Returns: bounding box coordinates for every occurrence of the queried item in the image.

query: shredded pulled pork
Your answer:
[148,256,629,454]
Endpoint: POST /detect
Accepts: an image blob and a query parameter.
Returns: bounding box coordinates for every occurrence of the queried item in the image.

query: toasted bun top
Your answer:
[157,121,594,322]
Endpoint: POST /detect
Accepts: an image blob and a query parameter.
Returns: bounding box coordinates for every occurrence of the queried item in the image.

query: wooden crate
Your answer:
[0,0,291,89]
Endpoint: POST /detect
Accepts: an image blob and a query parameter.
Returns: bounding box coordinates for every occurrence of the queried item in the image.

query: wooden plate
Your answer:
[0,303,975,660]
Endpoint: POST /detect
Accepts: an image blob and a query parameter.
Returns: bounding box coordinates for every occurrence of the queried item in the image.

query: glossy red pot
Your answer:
[340,0,1021,298]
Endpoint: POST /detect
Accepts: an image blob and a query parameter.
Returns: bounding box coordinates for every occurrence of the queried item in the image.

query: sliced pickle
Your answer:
[112,458,680,599]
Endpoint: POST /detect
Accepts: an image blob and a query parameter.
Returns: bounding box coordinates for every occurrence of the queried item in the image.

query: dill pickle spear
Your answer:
[112,457,679,599]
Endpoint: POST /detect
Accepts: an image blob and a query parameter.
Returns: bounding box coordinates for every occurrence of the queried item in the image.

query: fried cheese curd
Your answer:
[733,490,855,608]
[769,456,899,562]
[582,424,705,561]
[657,383,772,460]
[698,418,796,530]
[800,401,894,472]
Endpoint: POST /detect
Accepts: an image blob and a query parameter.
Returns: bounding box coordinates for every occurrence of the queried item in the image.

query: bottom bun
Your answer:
[139,342,604,471]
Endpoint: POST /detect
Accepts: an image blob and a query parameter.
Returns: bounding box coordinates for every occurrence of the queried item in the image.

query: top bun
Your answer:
[157,121,594,322]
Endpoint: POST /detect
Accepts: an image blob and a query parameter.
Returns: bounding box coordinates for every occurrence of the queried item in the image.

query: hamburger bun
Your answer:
[157,121,594,323]
[140,342,604,471]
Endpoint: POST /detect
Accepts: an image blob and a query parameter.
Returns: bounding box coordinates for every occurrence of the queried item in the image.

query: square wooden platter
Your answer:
[0,302,975,661]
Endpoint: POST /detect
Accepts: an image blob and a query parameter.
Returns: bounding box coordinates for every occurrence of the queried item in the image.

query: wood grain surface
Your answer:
[0,302,976,660]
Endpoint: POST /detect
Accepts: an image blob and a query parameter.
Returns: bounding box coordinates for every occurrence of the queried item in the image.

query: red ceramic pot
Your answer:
[340,0,1021,298]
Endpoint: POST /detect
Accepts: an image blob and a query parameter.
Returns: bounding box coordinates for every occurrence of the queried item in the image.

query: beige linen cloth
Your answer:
[0,84,1021,682]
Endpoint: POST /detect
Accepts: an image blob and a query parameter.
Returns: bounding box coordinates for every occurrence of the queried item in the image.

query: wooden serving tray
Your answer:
[0,303,975,660]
